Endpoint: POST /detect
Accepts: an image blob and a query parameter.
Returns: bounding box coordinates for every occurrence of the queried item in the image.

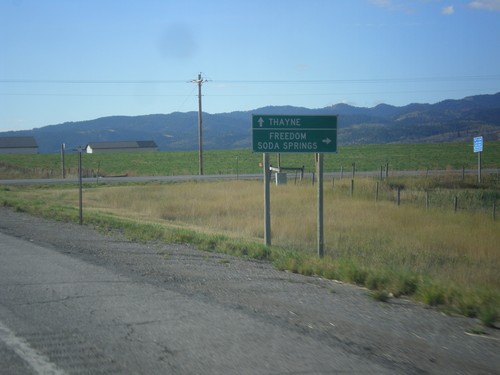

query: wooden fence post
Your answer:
[454,196,458,212]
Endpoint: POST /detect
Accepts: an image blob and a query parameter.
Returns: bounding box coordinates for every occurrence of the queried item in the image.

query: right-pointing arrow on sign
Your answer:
[322,138,332,145]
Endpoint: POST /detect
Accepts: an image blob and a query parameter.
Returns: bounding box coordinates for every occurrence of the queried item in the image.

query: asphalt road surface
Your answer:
[0,207,499,374]
[0,168,497,186]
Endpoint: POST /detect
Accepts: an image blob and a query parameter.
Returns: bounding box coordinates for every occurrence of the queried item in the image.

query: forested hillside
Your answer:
[1,93,499,153]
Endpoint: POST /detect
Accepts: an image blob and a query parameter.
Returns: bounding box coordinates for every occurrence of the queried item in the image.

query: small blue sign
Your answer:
[473,136,483,153]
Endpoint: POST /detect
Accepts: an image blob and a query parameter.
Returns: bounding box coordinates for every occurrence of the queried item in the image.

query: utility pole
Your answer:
[192,73,207,175]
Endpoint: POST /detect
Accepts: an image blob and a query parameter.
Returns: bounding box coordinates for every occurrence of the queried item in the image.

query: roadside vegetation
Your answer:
[1,142,499,327]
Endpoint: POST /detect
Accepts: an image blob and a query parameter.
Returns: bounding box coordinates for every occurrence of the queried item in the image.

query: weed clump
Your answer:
[371,290,391,302]
[337,259,368,286]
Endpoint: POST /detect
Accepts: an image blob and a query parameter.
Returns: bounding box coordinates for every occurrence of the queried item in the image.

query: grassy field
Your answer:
[1,142,499,326]
[1,141,499,179]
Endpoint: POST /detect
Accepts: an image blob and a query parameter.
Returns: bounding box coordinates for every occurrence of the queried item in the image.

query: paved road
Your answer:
[0,174,261,185]
[1,168,497,185]
[0,208,499,374]
[0,232,389,374]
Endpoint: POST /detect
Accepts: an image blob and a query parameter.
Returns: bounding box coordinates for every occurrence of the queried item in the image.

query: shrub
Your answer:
[478,305,499,327]
[371,290,390,302]
[391,272,419,297]
[337,259,368,286]
[365,272,389,291]
[418,280,446,307]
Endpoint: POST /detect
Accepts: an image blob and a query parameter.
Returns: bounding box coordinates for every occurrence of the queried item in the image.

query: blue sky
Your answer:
[1,0,499,131]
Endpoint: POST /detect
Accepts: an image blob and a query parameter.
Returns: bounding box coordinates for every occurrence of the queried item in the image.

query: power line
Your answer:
[0,79,188,84]
[1,74,499,85]
[0,75,496,102]
[176,84,197,112]
[1,88,496,98]
[0,93,197,97]
[215,75,500,84]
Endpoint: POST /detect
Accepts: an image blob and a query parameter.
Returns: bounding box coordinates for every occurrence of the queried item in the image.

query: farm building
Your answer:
[0,136,38,154]
[85,140,158,154]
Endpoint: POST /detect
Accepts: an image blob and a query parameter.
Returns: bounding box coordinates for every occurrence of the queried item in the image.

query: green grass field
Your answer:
[1,141,499,179]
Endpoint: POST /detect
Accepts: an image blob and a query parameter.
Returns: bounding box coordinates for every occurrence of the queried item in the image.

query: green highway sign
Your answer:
[252,114,337,153]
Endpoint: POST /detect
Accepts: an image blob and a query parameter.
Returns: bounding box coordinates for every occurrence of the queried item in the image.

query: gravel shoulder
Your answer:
[1,207,499,374]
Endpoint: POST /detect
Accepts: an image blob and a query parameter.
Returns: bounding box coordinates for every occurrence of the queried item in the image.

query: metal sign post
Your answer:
[263,153,271,246]
[317,153,324,257]
[474,136,483,183]
[253,115,337,257]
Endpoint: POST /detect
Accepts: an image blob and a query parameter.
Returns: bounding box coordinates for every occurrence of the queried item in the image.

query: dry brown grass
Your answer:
[17,179,499,292]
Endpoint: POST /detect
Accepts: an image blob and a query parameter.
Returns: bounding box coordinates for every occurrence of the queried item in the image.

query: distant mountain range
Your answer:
[2,92,499,153]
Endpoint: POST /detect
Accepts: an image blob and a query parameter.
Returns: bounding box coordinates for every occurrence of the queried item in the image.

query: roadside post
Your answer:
[252,115,337,257]
[474,136,483,183]
[75,146,84,225]
[317,152,324,257]
[60,143,66,179]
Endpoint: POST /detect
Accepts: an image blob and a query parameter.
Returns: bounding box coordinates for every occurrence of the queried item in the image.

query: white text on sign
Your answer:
[265,118,302,127]
[257,141,318,151]
[269,132,307,140]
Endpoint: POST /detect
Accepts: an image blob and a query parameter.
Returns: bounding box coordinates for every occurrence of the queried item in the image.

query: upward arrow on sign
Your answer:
[258,117,264,127]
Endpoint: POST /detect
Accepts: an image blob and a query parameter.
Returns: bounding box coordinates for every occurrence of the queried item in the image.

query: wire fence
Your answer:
[283,168,500,221]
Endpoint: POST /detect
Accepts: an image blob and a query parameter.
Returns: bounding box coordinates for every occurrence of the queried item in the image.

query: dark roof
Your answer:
[0,136,38,149]
[86,140,157,149]
[136,140,157,148]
